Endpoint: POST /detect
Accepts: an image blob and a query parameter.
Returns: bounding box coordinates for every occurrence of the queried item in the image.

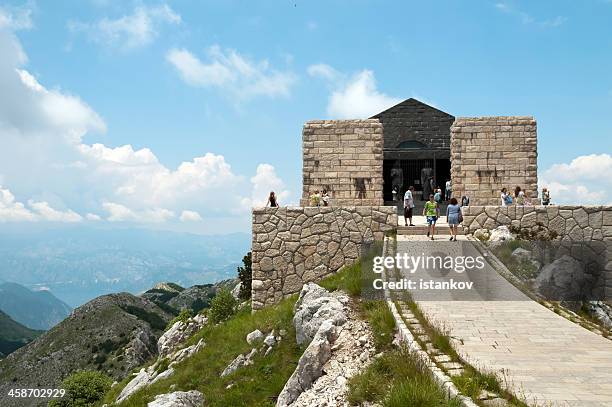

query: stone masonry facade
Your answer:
[251,206,396,310]
[451,117,538,206]
[301,120,383,207]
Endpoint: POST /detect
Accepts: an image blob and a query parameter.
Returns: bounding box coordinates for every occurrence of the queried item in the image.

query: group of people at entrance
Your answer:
[403,186,463,241]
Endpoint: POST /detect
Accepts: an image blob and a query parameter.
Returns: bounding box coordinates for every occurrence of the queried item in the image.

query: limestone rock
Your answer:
[117,368,153,404]
[488,226,514,244]
[231,282,242,299]
[264,332,276,347]
[473,228,490,241]
[158,315,207,358]
[220,348,257,377]
[276,320,337,406]
[535,255,593,302]
[293,284,347,345]
[147,390,204,407]
[246,329,263,345]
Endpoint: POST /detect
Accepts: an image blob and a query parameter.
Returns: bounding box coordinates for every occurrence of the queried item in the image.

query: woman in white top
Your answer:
[500,188,509,206]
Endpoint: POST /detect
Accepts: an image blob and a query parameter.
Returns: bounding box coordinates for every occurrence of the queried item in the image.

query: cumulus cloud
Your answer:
[326,70,401,119]
[0,186,36,222]
[307,63,340,81]
[0,21,292,229]
[68,4,181,50]
[539,154,612,205]
[28,200,83,222]
[180,210,203,222]
[166,46,297,100]
[241,164,291,208]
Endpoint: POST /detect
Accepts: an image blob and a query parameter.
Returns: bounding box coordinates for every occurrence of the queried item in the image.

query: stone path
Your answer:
[396,235,612,406]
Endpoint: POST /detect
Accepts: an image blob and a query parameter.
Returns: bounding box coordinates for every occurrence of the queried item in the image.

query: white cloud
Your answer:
[0,3,33,31]
[28,200,83,222]
[0,25,293,229]
[68,4,181,50]
[242,164,291,208]
[495,2,566,27]
[180,210,203,222]
[86,213,101,221]
[307,63,340,81]
[103,202,175,223]
[327,70,401,119]
[166,46,297,100]
[0,186,36,222]
[539,154,612,205]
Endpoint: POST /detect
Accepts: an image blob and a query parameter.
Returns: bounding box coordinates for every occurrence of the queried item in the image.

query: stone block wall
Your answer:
[251,206,396,310]
[451,117,537,206]
[462,205,612,242]
[301,120,384,206]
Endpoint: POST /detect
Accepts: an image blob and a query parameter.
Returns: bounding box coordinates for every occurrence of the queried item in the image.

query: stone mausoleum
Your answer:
[252,98,611,309]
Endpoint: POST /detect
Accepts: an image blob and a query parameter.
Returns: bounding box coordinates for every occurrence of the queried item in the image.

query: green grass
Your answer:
[347,347,461,407]
[102,297,302,407]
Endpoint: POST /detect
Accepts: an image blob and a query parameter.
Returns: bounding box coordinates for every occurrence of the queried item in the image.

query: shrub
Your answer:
[237,252,252,300]
[208,289,238,324]
[49,370,112,407]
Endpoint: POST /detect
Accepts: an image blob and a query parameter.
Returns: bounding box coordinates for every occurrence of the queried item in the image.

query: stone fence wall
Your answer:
[251,206,396,310]
[462,205,612,242]
[451,117,538,206]
[301,120,384,207]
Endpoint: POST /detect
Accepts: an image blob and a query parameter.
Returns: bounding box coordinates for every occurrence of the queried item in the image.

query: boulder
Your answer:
[511,248,532,261]
[147,390,205,407]
[489,226,514,243]
[535,255,594,302]
[231,282,242,299]
[587,301,612,329]
[264,332,276,347]
[117,368,153,404]
[246,329,263,345]
[293,284,347,345]
[473,228,490,241]
[276,320,337,407]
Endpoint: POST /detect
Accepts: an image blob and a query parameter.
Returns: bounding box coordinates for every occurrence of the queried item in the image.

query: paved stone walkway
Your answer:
[396,235,612,406]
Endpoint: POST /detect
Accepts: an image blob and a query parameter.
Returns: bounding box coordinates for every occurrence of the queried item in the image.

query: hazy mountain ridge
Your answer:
[0,311,43,358]
[0,283,72,330]
[0,226,250,306]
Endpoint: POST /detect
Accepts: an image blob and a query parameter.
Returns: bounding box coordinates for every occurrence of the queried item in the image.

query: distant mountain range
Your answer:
[0,283,72,330]
[0,311,42,358]
[0,225,250,306]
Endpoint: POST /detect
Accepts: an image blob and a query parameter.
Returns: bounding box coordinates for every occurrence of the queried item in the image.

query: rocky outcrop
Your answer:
[158,314,207,358]
[293,283,347,345]
[535,255,594,302]
[246,329,263,345]
[147,390,204,407]
[587,301,612,329]
[220,348,257,377]
[0,293,174,407]
[276,284,350,406]
[488,226,514,246]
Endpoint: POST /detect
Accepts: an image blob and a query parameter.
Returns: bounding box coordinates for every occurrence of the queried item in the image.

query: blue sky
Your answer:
[1,0,611,233]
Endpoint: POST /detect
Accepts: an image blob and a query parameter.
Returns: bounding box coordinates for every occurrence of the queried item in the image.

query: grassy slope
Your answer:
[103,298,302,407]
[318,247,461,407]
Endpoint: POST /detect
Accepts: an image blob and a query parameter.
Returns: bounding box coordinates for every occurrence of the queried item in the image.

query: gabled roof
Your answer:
[370,98,454,119]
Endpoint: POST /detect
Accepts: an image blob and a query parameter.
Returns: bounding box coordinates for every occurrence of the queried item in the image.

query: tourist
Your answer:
[321,189,330,206]
[542,187,551,205]
[515,186,525,205]
[267,191,279,207]
[445,179,452,201]
[446,197,461,241]
[423,194,440,240]
[500,188,512,206]
[434,188,442,204]
[403,186,415,227]
[461,195,470,207]
[309,190,321,206]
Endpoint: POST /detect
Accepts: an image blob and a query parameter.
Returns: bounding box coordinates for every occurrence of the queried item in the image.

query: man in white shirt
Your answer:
[403,186,415,226]
[445,179,452,201]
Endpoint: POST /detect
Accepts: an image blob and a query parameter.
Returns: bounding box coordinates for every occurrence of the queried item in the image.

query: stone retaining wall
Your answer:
[301,120,384,206]
[251,206,396,310]
[462,205,612,242]
[451,117,538,206]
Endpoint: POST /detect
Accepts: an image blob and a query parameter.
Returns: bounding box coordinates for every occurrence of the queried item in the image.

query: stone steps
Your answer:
[397,225,464,235]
